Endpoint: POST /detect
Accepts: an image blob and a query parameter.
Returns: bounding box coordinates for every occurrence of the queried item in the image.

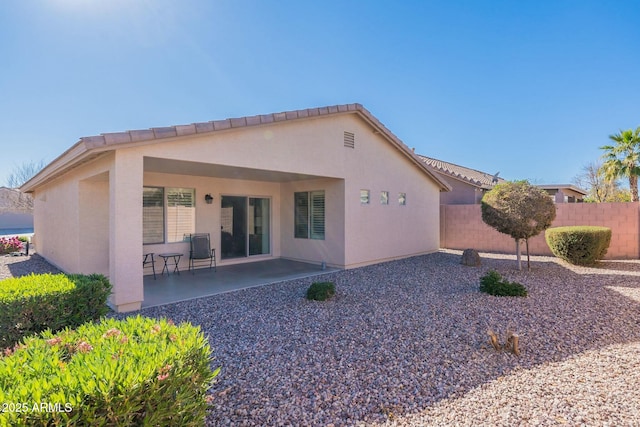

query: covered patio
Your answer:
[142,258,338,308]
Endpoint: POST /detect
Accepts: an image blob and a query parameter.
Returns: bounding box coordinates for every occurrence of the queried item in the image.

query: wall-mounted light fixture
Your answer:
[204,194,214,204]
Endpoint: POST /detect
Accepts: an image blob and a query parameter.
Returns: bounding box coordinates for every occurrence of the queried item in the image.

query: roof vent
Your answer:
[344,131,355,148]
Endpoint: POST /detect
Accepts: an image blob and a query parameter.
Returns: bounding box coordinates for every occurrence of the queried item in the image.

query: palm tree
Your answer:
[600,127,640,202]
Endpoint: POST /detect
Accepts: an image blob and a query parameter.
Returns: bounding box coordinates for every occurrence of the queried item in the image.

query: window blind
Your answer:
[143,187,164,244]
[294,192,309,238]
[310,191,325,240]
[167,188,195,242]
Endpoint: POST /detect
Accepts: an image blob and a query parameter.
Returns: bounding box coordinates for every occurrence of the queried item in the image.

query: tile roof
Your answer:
[22,104,452,192]
[80,104,366,148]
[418,155,504,189]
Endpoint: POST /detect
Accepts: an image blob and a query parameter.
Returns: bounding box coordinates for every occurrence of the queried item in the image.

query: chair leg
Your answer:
[144,254,157,280]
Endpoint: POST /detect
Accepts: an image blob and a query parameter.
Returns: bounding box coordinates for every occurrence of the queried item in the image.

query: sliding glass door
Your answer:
[221,196,270,259]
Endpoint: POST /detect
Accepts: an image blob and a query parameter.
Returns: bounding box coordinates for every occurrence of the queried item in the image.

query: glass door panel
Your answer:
[249,198,270,255]
[221,196,247,259]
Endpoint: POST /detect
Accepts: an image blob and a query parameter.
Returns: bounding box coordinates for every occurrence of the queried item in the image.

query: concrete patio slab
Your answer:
[142,258,337,308]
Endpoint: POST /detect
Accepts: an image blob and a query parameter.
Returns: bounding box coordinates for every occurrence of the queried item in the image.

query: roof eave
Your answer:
[21,103,452,193]
[20,140,91,193]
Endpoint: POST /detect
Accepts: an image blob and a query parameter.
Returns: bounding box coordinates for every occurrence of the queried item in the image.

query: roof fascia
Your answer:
[21,103,452,193]
[352,109,451,192]
[20,140,91,193]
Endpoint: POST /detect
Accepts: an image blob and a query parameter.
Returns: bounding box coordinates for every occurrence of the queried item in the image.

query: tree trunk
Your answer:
[630,175,639,202]
[526,238,531,271]
[515,239,522,270]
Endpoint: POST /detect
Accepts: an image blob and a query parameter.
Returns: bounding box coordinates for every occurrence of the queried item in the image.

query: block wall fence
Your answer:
[440,203,640,259]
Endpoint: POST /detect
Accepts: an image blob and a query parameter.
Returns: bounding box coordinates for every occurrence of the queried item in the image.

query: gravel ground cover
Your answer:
[0,253,61,280]
[3,250,640,425]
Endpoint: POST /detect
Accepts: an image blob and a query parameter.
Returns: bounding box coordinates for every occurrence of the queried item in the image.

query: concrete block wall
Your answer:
[440,203,640,259]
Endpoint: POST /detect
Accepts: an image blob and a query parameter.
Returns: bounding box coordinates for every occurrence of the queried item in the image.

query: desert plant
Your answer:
[481,180,556,270]
[0,316,218,426]
[479,270,527,297]
[487,328,521,355]
[545,226,612,265]
[0,273,112,348]
[306,282,336,301]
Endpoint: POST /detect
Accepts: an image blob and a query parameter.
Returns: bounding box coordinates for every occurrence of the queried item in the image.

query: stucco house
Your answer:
[418,155,505,204]
[537,185,587,203]
[21,104,451,312]
[419,156,587,205]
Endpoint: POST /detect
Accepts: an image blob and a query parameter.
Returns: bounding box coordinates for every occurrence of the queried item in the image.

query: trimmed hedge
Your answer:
[480,270,528,297]
[0,273,112,348]
[0,316,218,427]
[306,282,336,301]
[545,226,612,265]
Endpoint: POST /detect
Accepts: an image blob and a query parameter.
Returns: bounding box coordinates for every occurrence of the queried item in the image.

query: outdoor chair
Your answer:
[143,253,156,279]
[188,233,217,274]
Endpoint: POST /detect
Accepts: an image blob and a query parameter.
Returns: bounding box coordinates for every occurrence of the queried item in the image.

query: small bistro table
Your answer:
[158,253,183,276]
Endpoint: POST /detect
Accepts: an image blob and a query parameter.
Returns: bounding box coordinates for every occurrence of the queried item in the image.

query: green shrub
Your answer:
[306,282,336,301]
[545,226,612,265]
[480,270,528,297]
[0,273,112,348]
[0,316,218,427]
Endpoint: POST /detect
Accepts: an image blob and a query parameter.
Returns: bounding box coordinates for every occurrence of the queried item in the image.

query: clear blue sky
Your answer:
[1,0,639,186]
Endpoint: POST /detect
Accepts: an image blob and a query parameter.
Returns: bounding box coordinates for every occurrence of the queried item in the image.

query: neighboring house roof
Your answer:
[21,103,451,193]
[418,155,505,190]
[537,184,588,196]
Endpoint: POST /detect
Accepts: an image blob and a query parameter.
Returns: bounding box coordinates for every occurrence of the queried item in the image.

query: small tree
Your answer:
[481,180,556,270]
[5,160,46,188]
[572,161,631,202]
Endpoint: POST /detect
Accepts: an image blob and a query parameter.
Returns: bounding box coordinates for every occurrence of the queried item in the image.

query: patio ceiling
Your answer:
[144,157,329,182]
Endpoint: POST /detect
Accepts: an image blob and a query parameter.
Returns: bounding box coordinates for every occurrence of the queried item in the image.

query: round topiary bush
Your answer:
[545,226,612,265]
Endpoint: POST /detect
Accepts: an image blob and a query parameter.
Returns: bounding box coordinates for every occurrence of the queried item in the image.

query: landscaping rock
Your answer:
[461,248,481,266]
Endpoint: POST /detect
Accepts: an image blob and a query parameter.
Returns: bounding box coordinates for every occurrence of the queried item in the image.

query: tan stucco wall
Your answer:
[78,175,109,275]
[280,178,345,268]
[437,176,483,204]
[142,171,283,271]
[340,117,441,267]
[31,111,444,312]
[130,113,441,269]
[128,116,346,179]
[32,154,114,275]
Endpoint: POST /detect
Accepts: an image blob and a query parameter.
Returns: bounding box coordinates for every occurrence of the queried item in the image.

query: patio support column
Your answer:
[108,151,144,312]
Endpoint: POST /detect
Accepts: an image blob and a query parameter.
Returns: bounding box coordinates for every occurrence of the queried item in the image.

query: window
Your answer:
[143,187,164,244]
[143,187,196,244]
[398,192,407,205]
[166,188,195,242]
[360,189,370,204]
[295,191,325,240]
[380,191,389,205]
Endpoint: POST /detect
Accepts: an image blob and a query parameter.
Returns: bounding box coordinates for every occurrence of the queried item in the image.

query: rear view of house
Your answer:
[21,104,450,312]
